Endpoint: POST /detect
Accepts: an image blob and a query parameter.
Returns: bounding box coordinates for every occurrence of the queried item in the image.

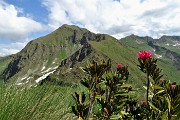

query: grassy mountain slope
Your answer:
[120,35,180,83]
[0,24,179,86]
[0,83,84,120]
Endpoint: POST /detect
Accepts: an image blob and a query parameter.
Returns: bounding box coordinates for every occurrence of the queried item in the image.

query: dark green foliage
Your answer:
[148,81,180,120]
[72,92,89,119]
[80,59,112,118]
[72,55,180,120]
[72,59,138,119]
[138,54,180,120]
[96,66,130,120]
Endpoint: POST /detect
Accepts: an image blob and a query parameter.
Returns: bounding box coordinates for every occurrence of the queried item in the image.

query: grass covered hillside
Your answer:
[120,34,180,83]
[0,82,87,120]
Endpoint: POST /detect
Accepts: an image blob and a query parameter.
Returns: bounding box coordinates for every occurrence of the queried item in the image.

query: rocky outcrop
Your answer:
[148,41,180,70]
[2,56,22,80]
[2,42,53,80]
[60,43,93,68]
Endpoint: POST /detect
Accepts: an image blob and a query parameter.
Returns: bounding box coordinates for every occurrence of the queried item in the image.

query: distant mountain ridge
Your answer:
[0,24,179,87]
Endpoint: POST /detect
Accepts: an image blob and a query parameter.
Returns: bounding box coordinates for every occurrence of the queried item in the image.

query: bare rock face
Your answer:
[2,56,21,80]
[60,43,93,67]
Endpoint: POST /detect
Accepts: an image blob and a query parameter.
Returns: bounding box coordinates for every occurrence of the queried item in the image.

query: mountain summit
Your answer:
[0,24,180,86]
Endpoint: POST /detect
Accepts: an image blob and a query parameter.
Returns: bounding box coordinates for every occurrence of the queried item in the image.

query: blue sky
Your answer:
[0,0,180,56]
[6,0,48,24]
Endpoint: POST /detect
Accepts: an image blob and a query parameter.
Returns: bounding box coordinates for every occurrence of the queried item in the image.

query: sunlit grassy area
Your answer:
[0,82,87,120]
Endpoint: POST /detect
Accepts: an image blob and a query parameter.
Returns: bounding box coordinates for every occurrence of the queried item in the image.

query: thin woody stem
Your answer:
[146,73,150,120]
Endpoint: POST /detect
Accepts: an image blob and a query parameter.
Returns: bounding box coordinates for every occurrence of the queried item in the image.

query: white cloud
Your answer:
[0,1,45,41]
[42,0,180,38]
[0,42,27,56]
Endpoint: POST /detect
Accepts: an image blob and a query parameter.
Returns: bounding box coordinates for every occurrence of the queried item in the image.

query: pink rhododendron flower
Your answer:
[172,85,176,90]
[138,51,152,60]
[143,101,147,105]
[117,64,123,70]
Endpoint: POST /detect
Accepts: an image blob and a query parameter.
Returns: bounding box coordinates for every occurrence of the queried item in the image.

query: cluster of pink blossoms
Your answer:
[117,51,152,70]
[138,51,152,60]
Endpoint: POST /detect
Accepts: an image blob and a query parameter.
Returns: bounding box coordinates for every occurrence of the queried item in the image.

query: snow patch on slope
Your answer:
[41,66,46,71]
[21,75,28,81]
[165,41,180,47]
[36,66,59,83]
[165,43,170,46]
[41,66,58,74]
[173,43,180,47]
[17,82,23,85]
[155,53,162,59]
[35,70,56,83]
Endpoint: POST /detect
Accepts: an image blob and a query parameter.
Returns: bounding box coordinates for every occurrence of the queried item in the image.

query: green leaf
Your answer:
[155,90,165,95]
[95,95,102,99]
[165,97,171,113]
[143,86,147,90]
[80,67,88,73]
[161,109,168,120]
[110,114,121,119]
[118,98,128,103]
[149,101,160,112]
[115,93,129,96]
[153,85,164,90]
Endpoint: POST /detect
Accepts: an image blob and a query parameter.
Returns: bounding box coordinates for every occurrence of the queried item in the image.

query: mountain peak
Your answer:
[57,24,88,32]
[124,34,153,40]
[61,24,79,29]
[160,35,180,41]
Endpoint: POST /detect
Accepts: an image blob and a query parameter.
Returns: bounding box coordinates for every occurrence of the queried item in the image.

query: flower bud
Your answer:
[143,101,147,105]
[117,64,123,70]
[171,85,176,90]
